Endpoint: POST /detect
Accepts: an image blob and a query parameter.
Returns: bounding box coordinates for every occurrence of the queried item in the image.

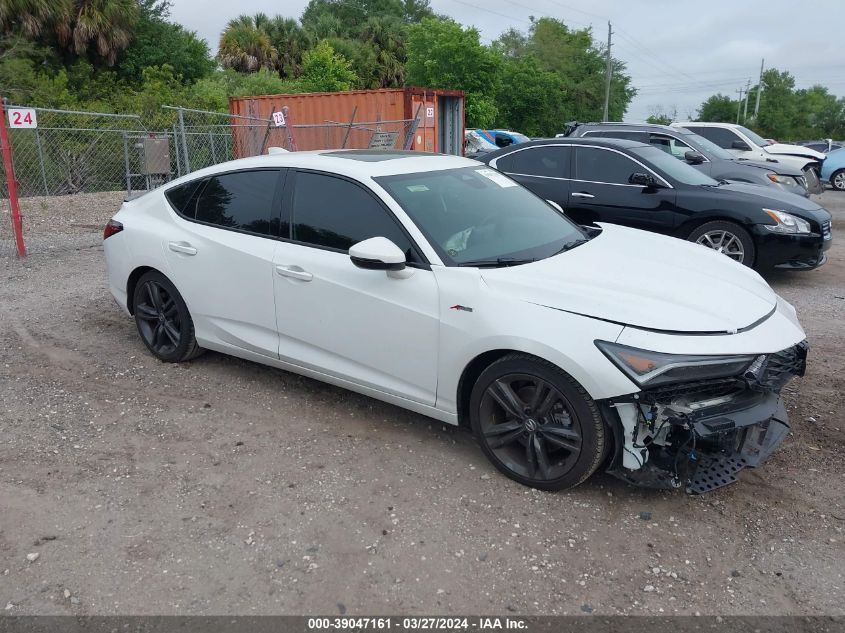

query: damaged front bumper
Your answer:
[601,341,807,494]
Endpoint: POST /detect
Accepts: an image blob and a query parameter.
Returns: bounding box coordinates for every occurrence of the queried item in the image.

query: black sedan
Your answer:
[481,137,832,271]
[568,122,813,197]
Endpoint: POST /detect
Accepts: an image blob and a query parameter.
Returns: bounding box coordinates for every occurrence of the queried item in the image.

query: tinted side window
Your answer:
[291,172,419,262]
[165,179,203,216]
[495,146,570,178]
[649,134,693,160]
[194,170,281,236]
[575,147,640,184]
[686,126,741,149]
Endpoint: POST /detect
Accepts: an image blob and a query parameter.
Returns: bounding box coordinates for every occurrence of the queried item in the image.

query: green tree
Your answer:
[117,1,213,84]
[696,94,736,122]
[756,69,797,139]
[299,40,356,91]
[406,18,501,127]
[495,55,564,136]
[218,14,278,72]
[261,15,312,78]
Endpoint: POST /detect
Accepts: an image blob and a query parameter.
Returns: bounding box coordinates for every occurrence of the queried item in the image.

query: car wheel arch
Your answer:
[126,266,160,315]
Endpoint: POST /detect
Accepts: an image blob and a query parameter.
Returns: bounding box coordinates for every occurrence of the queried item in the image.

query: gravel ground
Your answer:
[0,190,843,616]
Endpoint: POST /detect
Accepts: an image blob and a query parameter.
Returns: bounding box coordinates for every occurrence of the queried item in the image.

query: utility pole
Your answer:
[753,58,764,118]
[743,79,751,122]
[603,21,613,121]
[735,87,744,124]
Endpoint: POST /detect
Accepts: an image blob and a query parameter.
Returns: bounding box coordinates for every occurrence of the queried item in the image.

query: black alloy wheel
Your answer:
[132,271,203,362]
[470,354,606,491]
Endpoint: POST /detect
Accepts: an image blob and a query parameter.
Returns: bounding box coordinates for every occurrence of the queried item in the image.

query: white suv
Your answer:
[672,122,824,192]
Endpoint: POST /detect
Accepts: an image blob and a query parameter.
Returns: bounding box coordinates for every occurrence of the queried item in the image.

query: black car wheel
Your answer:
[688,221,755,267]
[469,354,606,491]
[132,271,203,362]
[831,169,845,192]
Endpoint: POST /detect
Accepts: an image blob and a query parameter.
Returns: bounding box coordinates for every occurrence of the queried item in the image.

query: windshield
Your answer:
[631,146,719,186]
[375,167,586,266]
[737,125,770,147]
[681,131,735,160]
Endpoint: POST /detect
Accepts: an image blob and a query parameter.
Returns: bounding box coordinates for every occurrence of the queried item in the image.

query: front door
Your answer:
[567,146,677,234]
[272,170,440,406]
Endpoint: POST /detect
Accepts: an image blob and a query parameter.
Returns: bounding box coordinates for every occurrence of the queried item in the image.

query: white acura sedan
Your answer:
[103,150,808,494]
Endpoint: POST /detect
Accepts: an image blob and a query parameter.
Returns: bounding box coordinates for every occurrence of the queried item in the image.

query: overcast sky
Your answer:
[170,0,845,124]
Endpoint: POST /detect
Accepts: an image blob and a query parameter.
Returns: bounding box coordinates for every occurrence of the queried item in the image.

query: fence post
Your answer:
[341,106,358,149]
[172,125,182,177]
[209,131,217,164]
[0,98,26,257]
[282,106,297,151]
[34,128,49,196]
[177,108,191,174]
[122,132,133,199]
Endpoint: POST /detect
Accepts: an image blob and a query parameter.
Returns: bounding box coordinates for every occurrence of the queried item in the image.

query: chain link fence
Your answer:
[1,100,420,257]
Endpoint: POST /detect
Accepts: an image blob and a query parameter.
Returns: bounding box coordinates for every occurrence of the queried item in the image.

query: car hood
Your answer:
[705,181,827,217]
[732,158,803,177]
[765,143,826,161]
[481,224,777,334]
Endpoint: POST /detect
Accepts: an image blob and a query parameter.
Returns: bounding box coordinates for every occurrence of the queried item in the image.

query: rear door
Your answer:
[162,169,285,358]
[489,145,572,210]
[568,146,677,233]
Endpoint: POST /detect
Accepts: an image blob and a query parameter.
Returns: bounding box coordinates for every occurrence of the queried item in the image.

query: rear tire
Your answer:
[132,271,203,362]
[831,169,845,192]
[688,220,755,267]
[469,354,606,491]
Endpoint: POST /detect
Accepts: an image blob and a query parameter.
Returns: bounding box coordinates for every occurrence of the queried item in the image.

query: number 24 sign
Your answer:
[7,108,38,129]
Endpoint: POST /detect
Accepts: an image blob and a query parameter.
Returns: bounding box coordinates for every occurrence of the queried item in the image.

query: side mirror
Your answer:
[684,150,705,165]
[731,140,751,151]
[629,172,657,187]
[494,134,513,148]
[349,237,411,278]
[546,199,564,213]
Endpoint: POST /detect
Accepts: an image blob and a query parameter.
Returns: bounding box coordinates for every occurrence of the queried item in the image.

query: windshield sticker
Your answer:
[406,184,429,192]
[476,168,518,188]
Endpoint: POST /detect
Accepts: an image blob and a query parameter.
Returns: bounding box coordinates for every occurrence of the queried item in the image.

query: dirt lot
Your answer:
[1,191,843,616]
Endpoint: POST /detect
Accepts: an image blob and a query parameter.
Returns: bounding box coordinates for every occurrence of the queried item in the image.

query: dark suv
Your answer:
[568,122,811,198]
[481,137,832,271]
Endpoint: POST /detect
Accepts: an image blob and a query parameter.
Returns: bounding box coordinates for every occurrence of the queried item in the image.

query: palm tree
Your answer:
[62,0,138,65]
[1,0,138,66]
[0,0,70,38]
[218,14,278,73]
[263,16,311,78]
[361,16,406,87]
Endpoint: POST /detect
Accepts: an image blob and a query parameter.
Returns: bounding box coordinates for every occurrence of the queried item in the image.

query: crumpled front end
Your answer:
[602,341,808,494]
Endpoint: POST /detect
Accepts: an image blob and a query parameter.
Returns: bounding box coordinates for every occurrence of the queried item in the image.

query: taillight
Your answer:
[103,219,123,240]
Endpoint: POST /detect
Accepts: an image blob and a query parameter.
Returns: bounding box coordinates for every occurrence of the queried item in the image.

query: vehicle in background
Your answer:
[465,129,530,158]
[797,139,844,154]
[481,137,832,270]
[464,129,499,158]
[568,122,811,198]
[672,122,825,193]
[820,147,845,191]
[103,149,810,494]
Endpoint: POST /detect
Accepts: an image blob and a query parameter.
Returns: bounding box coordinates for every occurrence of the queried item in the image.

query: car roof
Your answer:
[575,122,693,135]
[165,150,480,188]
[483,137,649,159]
[673,122,739,129]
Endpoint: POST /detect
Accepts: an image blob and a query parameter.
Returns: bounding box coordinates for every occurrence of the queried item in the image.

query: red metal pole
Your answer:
[0,98,26,257]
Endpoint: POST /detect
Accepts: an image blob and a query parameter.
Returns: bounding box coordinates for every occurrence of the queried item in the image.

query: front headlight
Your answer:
[595,341,755,388]
[762,209,812,234]
[766,173,793,186]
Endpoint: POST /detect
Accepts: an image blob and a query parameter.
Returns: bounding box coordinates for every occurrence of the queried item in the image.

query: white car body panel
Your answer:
[104,150,805,430]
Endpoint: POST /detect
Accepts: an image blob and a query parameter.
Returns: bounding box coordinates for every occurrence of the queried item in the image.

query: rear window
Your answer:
[164,180,203,215]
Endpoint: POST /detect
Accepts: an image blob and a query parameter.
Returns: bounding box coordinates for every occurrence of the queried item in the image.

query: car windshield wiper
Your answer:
[457,257,535,268]
[552,238,590,255]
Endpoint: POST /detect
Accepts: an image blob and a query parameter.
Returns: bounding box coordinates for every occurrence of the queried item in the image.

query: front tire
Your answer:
[469,354,606,491]
[831,169,845,192]
[132,271,203,362]
[688,220,755,267]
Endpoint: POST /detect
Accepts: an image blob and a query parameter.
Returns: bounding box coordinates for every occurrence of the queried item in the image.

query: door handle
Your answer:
[571,192,595,199]
[275,264,313,282]
[168,241,197,256]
